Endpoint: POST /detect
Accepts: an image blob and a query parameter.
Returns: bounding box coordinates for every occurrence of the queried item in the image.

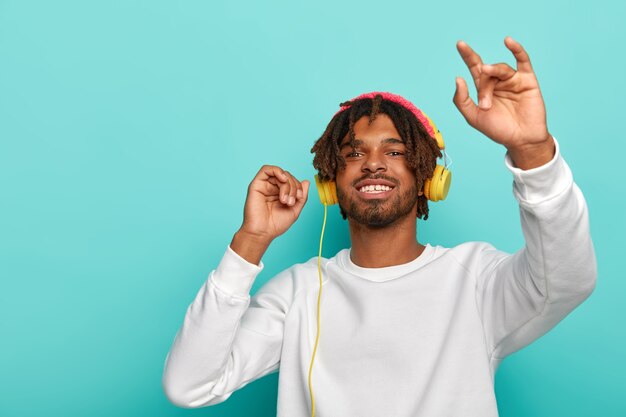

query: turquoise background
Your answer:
[1,0,623,415]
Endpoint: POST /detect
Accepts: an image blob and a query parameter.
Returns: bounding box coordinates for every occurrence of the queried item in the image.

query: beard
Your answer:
[337,176,418,228]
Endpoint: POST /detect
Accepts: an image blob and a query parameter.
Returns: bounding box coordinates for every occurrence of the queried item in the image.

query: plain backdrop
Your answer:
[1,0,624,416]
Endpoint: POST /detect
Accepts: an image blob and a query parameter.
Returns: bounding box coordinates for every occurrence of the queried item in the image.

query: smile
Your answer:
[358,184,393,193]
[354,183,396,200]
[353,178,397,197]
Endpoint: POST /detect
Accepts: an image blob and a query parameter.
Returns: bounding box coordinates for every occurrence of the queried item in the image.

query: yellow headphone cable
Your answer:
[307,202,327,417]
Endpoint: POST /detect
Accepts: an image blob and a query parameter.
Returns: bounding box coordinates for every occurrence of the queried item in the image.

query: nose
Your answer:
[361,152,387,174]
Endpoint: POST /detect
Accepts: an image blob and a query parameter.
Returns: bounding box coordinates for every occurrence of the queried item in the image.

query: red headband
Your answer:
[334,91,436,138]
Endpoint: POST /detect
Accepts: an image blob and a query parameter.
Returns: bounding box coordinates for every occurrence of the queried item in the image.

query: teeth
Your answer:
[358,184,392,193]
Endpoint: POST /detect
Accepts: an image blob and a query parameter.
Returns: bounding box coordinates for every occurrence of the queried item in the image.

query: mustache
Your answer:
[351,173,399,187]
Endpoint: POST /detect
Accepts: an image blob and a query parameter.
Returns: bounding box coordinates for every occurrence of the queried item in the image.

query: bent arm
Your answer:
[475,137,597,360]
[162,247,288,408]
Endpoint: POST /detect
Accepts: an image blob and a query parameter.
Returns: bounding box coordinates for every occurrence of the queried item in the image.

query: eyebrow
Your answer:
[339,138,404,150]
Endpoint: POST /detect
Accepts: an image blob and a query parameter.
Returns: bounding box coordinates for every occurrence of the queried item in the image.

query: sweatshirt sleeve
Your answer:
[474,137,597,360]
[162,246,291,408]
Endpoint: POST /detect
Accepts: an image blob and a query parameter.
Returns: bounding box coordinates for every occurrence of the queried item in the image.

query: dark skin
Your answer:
[335,113,426,267]
[453,37,555,168]
[231,37,555,266]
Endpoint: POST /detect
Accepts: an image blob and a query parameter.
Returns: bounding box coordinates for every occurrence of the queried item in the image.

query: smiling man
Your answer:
[336,116,422,228]
[162,37,597,417]
[329,108,431,267]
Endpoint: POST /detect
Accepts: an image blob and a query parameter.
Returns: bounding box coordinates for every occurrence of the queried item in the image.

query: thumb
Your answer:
[453,76,478,126]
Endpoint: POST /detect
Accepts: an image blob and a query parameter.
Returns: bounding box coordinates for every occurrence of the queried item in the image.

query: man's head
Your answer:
[311,92,442,223]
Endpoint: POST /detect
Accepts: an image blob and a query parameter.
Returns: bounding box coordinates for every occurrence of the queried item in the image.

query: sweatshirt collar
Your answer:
[338,244,435,282]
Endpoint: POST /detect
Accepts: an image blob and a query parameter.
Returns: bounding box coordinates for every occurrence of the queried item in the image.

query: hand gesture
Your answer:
[240,165,310,241]
[231,166,310,265]
[453,37,553,156]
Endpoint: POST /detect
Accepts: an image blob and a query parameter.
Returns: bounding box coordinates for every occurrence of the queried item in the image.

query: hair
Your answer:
[310,94,442,220]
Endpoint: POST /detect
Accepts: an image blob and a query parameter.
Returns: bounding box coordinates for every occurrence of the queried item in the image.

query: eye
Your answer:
[387,151,405,157]
[346,151,362,158]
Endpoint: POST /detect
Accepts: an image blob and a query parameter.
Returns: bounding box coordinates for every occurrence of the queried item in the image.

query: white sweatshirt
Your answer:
[162,137,597,417]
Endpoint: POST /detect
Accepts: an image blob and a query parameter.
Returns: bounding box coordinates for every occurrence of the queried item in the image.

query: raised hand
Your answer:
[453,37,555,169]
[231,165,310,264]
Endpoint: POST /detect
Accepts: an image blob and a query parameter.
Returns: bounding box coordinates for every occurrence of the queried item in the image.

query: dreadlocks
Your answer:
[311,94,442,221]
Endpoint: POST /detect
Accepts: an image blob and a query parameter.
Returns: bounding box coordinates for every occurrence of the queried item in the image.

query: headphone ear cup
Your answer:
[436,166,451,202]
[314,175,338,206]
[424,165,451,202]
[314,175,328,205]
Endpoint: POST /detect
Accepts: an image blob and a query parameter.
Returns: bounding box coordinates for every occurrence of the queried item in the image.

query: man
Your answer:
[162,37,596,416]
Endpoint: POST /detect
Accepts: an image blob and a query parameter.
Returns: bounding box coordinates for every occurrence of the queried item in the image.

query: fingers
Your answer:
[256,165,289,183]
[477,70,495,109]
[454,37,534,123]
[292,180,310,213]
[504,36,533,73]
[281,171,301,206]
[481,63,516,81]
[452,77,478,125]
[476,63,516,109]
[254,165,307,207]
[456,40,483,89]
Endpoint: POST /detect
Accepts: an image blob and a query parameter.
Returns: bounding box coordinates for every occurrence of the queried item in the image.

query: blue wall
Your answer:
[1,0,623,415]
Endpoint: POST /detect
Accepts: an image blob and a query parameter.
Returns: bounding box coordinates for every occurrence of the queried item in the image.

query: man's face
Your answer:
[335,113,422,228]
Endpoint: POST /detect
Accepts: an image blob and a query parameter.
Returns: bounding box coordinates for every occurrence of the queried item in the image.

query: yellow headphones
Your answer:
[314,111,451,205]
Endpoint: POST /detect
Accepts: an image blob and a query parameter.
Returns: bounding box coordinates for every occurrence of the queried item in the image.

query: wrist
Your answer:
[506,135,556,170]
[230,229,273,265]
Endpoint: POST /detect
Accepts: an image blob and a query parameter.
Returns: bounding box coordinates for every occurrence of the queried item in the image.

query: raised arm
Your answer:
[475,139,597,361]
[162,166,309,407]
[452,38,597,361]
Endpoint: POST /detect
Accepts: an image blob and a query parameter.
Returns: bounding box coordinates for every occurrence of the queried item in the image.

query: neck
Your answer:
[347,211,425,268]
